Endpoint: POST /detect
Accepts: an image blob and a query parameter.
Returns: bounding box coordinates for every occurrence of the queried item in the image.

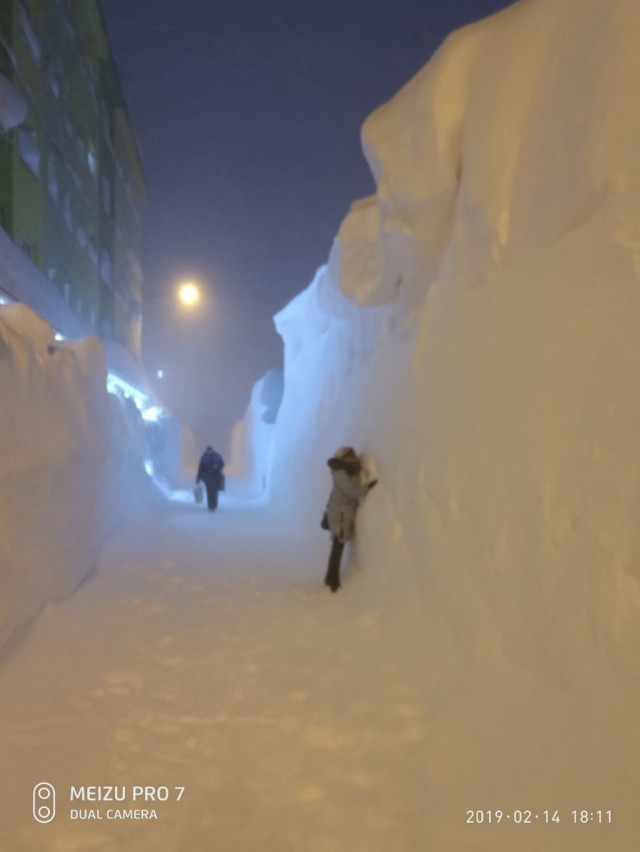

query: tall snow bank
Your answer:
[267,0,640,846]
[0,304,158,651]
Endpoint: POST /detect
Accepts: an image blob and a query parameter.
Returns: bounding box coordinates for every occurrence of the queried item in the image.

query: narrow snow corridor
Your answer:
[0,498,433,852]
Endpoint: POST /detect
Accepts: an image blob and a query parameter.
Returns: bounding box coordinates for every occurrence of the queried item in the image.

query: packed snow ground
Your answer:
[0,493,636,852]
[0,496,434,852]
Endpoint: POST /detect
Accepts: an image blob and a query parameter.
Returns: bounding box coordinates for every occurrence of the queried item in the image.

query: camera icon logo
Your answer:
[33,782,56,823]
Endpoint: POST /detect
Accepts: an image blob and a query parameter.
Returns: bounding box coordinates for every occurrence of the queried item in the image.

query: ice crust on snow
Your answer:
[261,0,640,841]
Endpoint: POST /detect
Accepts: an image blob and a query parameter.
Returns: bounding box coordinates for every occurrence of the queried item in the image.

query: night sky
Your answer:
[100,0,513,453]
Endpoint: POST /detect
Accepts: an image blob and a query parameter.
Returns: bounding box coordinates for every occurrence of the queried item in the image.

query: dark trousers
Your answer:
[324,536,345,591]
[205,484,219,511]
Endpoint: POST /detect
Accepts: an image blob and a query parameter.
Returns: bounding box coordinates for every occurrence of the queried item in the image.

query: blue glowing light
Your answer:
[106,373,149,410]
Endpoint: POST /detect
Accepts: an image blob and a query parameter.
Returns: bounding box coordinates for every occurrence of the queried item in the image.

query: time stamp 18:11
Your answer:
[466,810,613,826]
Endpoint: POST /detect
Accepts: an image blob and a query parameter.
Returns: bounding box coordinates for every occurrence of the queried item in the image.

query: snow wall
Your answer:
[0,304,160,652]
[266,0,640,846]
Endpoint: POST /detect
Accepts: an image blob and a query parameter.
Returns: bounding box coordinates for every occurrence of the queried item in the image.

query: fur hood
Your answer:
[327,456,361,475]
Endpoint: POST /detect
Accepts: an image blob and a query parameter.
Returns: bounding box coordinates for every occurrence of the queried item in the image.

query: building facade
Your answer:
[0,0,146,355]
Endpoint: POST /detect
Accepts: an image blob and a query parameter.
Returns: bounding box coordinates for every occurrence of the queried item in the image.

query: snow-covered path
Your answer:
[0,498,433,852]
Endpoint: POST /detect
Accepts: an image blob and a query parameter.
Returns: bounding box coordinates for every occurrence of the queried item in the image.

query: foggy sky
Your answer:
[100,0,512,453]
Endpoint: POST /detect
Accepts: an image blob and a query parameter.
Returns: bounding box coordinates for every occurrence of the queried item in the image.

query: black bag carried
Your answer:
[219,473,226,492]
[321,511,329,530]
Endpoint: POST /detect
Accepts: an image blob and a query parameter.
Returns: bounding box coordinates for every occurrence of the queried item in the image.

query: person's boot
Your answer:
[326,538,343,592]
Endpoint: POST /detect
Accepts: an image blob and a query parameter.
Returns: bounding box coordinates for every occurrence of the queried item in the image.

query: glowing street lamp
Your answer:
[177,281,201,308]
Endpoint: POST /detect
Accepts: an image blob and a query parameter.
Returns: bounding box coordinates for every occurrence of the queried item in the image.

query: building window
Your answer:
[127,248,142,282]
[0,73,28,132]
[100,250,113,287]
[99,100,111,140]
[62,192,73,231]
[18,128,40,178]
[87,66,98,108]
[47,154,58,200]
[63,282,72,304]
[62,17,75,43]
[19,4,41,65]
[46,61,61,98]
[100,176,112,216]
[87,241,98,267]
[87,149,97,176]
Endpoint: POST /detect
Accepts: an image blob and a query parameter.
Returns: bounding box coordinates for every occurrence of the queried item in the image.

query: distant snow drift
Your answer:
[226,371,281,500]
[0,304,157,650]
[258,0,640,841]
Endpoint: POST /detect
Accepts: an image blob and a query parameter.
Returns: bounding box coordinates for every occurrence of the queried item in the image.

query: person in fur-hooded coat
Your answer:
[324,446,377,592]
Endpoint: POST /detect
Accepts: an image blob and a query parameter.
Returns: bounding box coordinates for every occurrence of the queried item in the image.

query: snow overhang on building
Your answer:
[103,337,154,411]
[0,224,155,412]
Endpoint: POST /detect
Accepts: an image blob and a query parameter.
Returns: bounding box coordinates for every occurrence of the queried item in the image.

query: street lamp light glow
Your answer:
[178,281,201,307]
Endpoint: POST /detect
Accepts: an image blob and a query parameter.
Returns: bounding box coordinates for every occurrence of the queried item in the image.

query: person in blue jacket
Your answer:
[196,446,225,511]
